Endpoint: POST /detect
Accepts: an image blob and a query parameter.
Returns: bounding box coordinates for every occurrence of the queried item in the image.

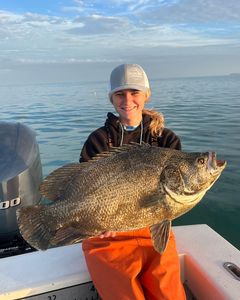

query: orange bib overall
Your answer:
[82,228,186,300]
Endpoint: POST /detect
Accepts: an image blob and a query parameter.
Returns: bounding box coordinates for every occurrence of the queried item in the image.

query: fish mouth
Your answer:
[164,152,227,205]
[181,152,226,196]
[208,152,227,176]
[194,152,227,194]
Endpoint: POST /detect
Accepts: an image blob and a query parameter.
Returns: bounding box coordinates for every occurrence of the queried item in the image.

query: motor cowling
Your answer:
[0,122,42,245]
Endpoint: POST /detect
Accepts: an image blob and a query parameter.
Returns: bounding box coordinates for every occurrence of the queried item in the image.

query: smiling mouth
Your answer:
[121,107,136,111]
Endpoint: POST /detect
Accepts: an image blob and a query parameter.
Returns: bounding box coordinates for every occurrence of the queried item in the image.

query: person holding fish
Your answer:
[17,64,225,299]
[80,64,186,300]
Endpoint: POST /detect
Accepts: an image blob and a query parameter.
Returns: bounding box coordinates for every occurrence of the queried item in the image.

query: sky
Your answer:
[0,0,240,84]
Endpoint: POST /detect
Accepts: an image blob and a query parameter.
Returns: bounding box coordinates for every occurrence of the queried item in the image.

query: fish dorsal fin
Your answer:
[150,220,171,254]
[40,163,88,201]
[89,142,150,162]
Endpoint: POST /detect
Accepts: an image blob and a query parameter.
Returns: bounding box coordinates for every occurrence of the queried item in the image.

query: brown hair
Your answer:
[143,108,164,137]
[144,89,164,137]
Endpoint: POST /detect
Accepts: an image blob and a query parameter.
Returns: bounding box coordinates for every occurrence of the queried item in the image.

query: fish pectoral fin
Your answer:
[50,226,89,247]
[150,220,171,254]
[140,193,166,208]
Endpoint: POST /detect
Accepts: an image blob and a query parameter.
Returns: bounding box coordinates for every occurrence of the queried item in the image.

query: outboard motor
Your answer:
[0,122,42,256]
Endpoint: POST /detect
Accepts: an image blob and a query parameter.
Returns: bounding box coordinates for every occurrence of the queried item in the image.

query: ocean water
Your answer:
[0,75,239,250]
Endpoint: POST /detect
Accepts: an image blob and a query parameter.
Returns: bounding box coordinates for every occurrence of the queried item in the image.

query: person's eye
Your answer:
[115,92,123,96]
[132,91,140,95]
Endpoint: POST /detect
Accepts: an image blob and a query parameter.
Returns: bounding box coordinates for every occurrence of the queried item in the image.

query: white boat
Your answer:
[0,123,239,299]
[0,224,240,300]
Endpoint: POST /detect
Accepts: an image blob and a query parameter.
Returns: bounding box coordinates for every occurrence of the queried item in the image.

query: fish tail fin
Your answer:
[17,205,55,250]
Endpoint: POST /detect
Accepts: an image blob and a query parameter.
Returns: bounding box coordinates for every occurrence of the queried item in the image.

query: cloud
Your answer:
[0,6,238,68]
[0,1,240,83]
[14,57,123,64]
[68,14,131,35]
[136,0,240,23]
[61,0,180,17]
[61,0,240,23]
[0,5,239,47]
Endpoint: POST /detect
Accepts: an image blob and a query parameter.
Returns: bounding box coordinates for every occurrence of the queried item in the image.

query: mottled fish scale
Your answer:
[17,144,226,253]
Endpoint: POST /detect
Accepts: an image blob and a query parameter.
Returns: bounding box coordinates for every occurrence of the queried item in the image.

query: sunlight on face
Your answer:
[112,89,148,126]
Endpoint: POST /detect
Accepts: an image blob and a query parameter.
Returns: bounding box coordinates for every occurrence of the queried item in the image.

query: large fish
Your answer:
[17,144,226,253]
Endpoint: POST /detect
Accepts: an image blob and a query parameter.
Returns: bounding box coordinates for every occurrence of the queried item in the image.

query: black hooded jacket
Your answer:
[80,112,181,162]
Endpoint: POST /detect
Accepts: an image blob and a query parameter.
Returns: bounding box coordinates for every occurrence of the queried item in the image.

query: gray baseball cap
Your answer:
[109,64,150,99]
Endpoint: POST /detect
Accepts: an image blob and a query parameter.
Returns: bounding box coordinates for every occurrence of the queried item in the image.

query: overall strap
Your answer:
[151,135,159,147]
[106,123,114,148]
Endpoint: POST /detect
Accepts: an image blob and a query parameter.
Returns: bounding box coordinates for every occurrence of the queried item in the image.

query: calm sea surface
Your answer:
[0,76,239,249]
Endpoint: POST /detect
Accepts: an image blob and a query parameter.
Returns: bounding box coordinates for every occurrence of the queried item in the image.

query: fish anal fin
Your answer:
[50,226,89,247]
[150,220,171,254]
[40,162,88,201]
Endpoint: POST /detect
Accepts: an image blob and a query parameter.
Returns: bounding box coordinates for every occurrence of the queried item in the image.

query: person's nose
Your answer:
[123,92,133,104]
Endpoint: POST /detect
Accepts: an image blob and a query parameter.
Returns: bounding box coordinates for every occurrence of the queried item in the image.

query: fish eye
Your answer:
[197,158,205,165]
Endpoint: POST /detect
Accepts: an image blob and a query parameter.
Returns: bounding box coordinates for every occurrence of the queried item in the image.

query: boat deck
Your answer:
[0,224,240,299]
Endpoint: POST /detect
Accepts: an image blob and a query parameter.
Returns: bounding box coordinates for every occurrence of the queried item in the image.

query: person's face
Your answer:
[111,89,147,125]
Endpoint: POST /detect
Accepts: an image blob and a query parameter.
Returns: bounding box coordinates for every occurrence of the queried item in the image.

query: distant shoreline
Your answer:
[229,73,240,77]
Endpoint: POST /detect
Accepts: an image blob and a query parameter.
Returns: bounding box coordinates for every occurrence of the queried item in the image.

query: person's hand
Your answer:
[99,231,117,238]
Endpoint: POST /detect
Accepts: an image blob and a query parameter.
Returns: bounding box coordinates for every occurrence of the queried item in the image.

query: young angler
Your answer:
[80,64,186,300]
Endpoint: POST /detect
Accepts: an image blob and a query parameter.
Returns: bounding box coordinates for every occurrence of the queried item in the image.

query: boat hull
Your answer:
[0,224,239,300]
